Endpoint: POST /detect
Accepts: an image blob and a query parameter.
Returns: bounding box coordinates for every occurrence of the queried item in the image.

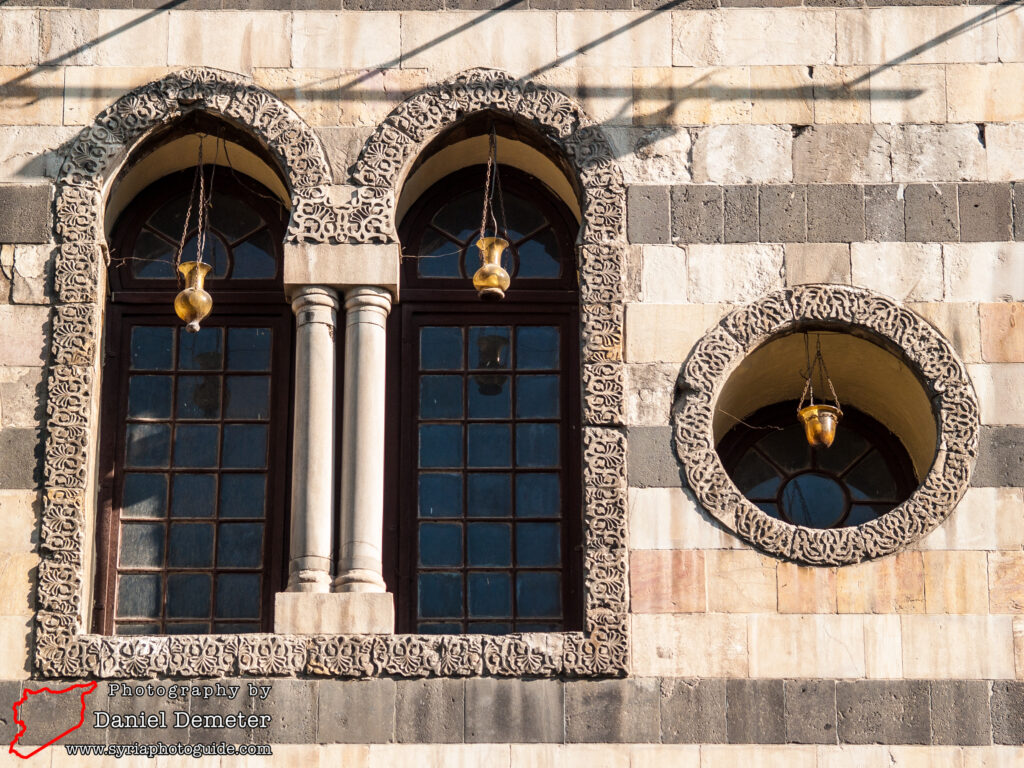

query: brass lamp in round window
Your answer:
[797,335,843,448]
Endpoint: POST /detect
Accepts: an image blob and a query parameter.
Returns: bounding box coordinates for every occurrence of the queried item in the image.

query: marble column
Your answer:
[334,285,392,594]
[286,286,338,593]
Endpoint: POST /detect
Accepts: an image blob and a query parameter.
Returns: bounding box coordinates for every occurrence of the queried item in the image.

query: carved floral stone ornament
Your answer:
[672,285,980,566]
[39,67,629,678]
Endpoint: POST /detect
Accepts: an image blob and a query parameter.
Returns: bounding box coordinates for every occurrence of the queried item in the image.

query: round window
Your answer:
[718,402,917,529]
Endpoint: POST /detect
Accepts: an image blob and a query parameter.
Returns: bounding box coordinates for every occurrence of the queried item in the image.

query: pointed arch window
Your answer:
[386,165,582,634]
[94,168,293,635]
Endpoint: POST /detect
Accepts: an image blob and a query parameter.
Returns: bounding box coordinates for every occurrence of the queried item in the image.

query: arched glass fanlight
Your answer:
[471,127,511,300]
[797,334,843,448]
[173,138,216,332]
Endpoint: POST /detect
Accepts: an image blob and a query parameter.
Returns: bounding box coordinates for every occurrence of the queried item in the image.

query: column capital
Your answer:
[283,242,400,300]
[344,285,392,315]
[290,285,339,329]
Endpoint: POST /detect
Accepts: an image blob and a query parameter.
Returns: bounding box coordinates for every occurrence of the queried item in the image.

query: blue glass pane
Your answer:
[420,327,463,370]
[125,423,171,468]
[166,573,211,618]
[220,474,266,518]
[468,375,510,418]
[419,473,462,518]
[213,622,259,634]
[516,522,561,567]
[117,623,161,635]
[180,234,228,277]
[515,474,560,518]
[846,505,879,526]
[468,573,511,618]
[417,231,462,278]
[215,574,261,619]
[515,375,559,419]
[208,192,263,242]
[222,424,267,468]
[116,574,161,618]
[130,326,174,370]
[469,327,511,370]
[232,231,276,279]
[420,375,463,419]
[431,192,478,242]
[515,327,559,370]
[227,328,272,371]
[419,522,463,567]
[419,424,463,468]
[418,622,462,634]
[516,423,559,467]
[176,375,222,420]
[780,472,846,528]
[122,473,167,518]
[127,375,173,419]
[217,523,264,568]
[224,376,270,420]
[119,522,164,568]
[757,502,780,519]
[731,451,781,499]
[517,623,560,632]
[166,622,210,635]
[517,572,561,619]
[516,229,561,278]
[167,522,214,567]
[173,424,219,468]
[815,430,869,475]
[179,328,223,371]
[418,572,462,619]
[132,230,176,279]
[467,424,511,468]
[171,474,216,518]
[467,523,511,567]
[467,622,511,634]
[845,451,900,502]
[467,473,511,518]
[754,424,808,474]
[501,193,546,241]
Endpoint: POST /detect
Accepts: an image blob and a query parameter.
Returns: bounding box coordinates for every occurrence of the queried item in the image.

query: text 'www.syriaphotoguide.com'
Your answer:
[63,742,273,758]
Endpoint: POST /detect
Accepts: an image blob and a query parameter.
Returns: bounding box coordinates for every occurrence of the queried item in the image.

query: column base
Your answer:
[273,591,395,634]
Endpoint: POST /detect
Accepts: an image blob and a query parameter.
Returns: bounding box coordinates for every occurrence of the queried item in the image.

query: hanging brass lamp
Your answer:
[174,260,213,333]
[797,335,843,448]
[473,236,511,300]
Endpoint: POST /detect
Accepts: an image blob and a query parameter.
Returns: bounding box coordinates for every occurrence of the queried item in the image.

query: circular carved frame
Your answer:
[672,285,980,566]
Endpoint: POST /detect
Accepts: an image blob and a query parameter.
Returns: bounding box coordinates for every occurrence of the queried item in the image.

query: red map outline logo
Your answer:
[9,681,97,759]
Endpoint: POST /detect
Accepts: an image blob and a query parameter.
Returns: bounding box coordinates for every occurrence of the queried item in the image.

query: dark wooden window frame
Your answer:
[93,169,294,635]
[385,164,583,634]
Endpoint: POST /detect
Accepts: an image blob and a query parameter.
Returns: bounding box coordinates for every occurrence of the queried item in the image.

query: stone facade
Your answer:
[1,3,1023,765]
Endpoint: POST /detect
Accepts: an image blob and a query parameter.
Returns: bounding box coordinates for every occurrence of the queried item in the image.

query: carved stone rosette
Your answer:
[672,285,979,566]
[38,67,629,679]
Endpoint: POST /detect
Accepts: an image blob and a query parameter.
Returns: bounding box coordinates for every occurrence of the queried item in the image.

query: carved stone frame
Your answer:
[673,285,979,566]
[38,67,629,678]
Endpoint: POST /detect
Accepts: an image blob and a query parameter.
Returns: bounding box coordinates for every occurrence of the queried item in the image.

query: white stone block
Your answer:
[631,613,747,677]
[0,615,29,678]
[947,63,1024,123]
[818,746,890,768]
[901,614,1015,678]
[869,64,946,124]
[274,591,394,634]
[687,244,785,304]
[812,65,871,124]
[969,363,1024,425]
[0,66,64,126]
[602,126,692,186]
[401,11,555,77]
[628,487,745,551]
[701,746,816,768]
[750,66,813,125]
[0,126,78,180]
[0,10,38,66]
[963,747,1024,768]
[0,305,50,367]
[944,243,1024,302]
[748,614,866,679]
[284,242,400,297]
[692,125,793,184]
[556,11,670,69]
[293,12,401,71]
[63,66,171,126]
[624,302,728,364]
[0,491,38,554]
[889,747,963,768]
[93,10,170,67]
[641,245,686,303]
[864,614,903,678]
[673,9,836,67]
[986,124,1024,182]
[997,7,1024,62]
[168,12,290,74]
[890,124,988,182]
[785,244,851,286]
[915,487,1024,551]
[906,301,982,363]
[792,124,892,184]
[634,67,752,127]
[369,745,509,768]
[512,745,630,768]
[39,10,97,66]
[837,7,998,66]
[624,364,678,427]
[850,242,943,302]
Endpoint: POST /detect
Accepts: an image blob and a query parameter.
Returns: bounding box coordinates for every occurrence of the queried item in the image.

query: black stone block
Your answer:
[973,426,1024,487]
[565,679,660,743]
[727,679,785,744]
[991,681,1024,745]
[318,679,395,744]
[930,681,991,745]
[785,680,837,745]
[0,185,52,245]
[661,678,727,744]
[807,185,864,243]
[628,185,672,244]
[836,680,930,745]
[626,426,680,488]
[396,679,464,743]
[465,679,563,743]
[904,183,959,242]
[724,185,758,243]
[672,185,723,244]
[759,186,806,243]
[959,183,1013,242]
[864,184,905,242]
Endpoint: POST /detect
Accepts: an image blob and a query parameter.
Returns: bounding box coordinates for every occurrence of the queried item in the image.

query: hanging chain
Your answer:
[479,129,495,253]
[798,334,841,412]
[174,137,204,282]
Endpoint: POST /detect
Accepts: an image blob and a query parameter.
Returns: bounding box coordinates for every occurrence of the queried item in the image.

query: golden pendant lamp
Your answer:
[174,260,213,333]
[797,335,843,448]
[473,236,511,300]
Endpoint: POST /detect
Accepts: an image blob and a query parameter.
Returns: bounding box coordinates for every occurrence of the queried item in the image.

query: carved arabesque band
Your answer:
[39,67,629,679]
[672,285,979,566]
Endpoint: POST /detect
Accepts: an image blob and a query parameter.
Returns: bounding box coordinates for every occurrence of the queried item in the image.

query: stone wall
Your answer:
[1,3,1023,764]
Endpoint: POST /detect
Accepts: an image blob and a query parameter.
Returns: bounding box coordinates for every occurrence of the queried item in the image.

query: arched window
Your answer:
[94,167,292,635]
[718,402,917,529]
[386,164,582,634]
